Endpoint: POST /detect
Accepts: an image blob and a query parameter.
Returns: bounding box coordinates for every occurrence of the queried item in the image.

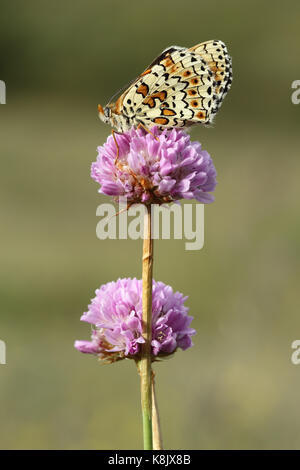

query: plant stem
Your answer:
[140,204,153,450]
[152,371,163,450]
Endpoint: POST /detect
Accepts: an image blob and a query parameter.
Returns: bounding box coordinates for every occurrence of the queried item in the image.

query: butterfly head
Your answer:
[98,104,112,125]
[98,103,130,132]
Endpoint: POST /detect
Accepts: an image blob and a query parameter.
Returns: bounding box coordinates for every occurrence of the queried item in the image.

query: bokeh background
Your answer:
[1,0,300,450]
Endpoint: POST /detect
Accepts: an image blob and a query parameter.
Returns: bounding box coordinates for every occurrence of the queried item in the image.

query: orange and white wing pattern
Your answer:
[189,40,232,116]
[98,40,232,132]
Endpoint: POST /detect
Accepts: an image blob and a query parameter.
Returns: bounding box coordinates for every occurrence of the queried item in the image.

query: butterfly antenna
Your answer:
[107,84,128,105]
[107,72,141,105]
[107,49,166,105]
[107,59,153,105]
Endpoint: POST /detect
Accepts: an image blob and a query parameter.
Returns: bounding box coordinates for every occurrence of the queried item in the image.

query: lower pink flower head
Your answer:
[75,278,195,363]
[91,127,217,205]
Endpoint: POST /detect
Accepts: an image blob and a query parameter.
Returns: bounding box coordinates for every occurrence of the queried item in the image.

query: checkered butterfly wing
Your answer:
[120,40,232,129]
[189,40,232,115]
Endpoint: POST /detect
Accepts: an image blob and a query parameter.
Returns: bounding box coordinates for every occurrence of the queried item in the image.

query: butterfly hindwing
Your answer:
[134,46,216,126]
[189,40,232,114]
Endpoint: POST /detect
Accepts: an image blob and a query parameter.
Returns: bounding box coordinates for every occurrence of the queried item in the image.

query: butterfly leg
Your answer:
[115,201,134,217]
[112,130,120,162]
[137,123,159,141]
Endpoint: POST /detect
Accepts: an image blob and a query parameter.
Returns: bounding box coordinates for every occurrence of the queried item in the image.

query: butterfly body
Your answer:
[98,40,232,132]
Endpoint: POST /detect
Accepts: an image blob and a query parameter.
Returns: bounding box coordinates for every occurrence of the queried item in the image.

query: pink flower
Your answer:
[75,278,195,363]
[91,127,217,205]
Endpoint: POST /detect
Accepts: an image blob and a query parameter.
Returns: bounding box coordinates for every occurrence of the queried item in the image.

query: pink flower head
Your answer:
[75,278,195,363]
[91,127,217,205]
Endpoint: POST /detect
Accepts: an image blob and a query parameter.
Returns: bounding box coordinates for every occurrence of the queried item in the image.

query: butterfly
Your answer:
[98,40,232,133]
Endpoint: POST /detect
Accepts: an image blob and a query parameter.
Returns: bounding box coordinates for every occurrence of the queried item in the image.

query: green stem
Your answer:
[152,371,163,450]
[139,204,153,450]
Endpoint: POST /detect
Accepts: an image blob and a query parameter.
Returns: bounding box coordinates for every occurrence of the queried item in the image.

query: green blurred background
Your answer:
[1,0,300,449]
